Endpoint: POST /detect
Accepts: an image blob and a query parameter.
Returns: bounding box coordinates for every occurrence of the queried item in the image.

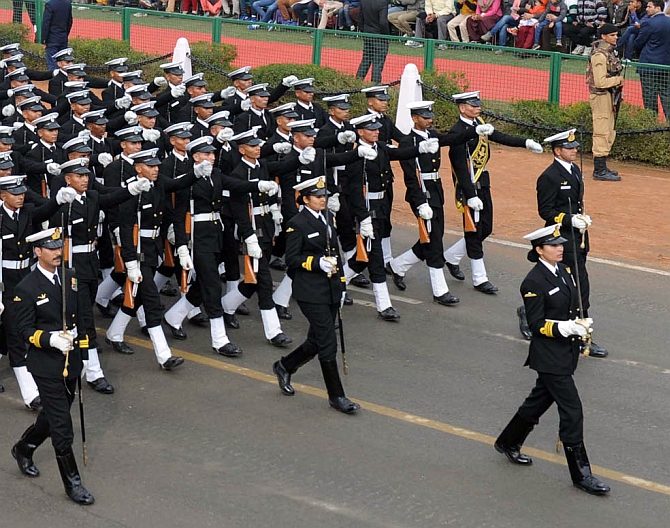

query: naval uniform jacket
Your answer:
[12,121,40,155]
[285,206,345,305]
[521,261,582,375]
[368,109,405,146]
[24,140,68,196]
[536,159,590,253]
[14,267,87,380]
[293,100,328,129]
[232,107,275,140]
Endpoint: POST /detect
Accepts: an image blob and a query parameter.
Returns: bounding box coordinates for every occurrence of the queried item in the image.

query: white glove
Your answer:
[359,216,374,239]
[124,110,138,125]
[153,76,167,87]
[177,245,193,270]
[56,186,78,205]
[2,105,14,117]
[128,178,151,195]
[113,226,121,246]
[98,210,105,223]
[467,196,484,212]
[340,291,346,309]
[52,69,60,77]
[245,234,262,259]
[49,331,73,354]
[170,84,186,98]
[257,180,278,196]
[273,141,292,154]
[126,260,142,283]
[269,203,283,225]
[0,62,8,72]
[0,299,4,315]
[115,95,132,109]
[337,130,356,144]
[357,144,377,160]
[240,98,252,112]
[220,86,236,99]
[194,160,213,178]
[557,318,593,338]
[167,223,175,245]
[571,215,588,229]
[299,146,316,164]
[77,129,91,139]
[526,139,543,154]
[418,138,440,154]
[475,123,495,136]
[142,128,161,142]
[282,75,299,87]
[319,256,337,274]
[12,121,23,130]
[417,203,433,220]
[216,127,234,143]
[47,162,61,176]
[327,193,340,213]
[98,152,113,167]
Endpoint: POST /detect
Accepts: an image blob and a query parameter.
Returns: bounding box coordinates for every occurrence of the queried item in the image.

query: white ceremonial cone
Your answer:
[172,38,192,78]
[395,63,423,134]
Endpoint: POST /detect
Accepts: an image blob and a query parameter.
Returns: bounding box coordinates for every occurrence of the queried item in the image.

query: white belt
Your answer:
[421,172,440,180]
[72,243,96,254]
[252,205,270,215]
[367,191,385,200]
[193,212,221,222]
[2,258,30,270]
[140,228,160,239]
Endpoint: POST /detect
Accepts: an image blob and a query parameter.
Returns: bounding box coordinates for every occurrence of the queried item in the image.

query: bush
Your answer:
[419,70,470,130]
[189,41,237,87]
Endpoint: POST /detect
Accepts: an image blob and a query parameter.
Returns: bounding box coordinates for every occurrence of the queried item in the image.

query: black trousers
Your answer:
[563,23,596,47]
[120,263,162,328]
[283,301,338,371]
[185,251,224,318]
[2,269,30,367]
[238,246,275,310]
[463,187,493,260]
[221,214,241,282]
[78,278,99,349]
[517,372,584,445]
[98,219,114,270]
[12,0,35,24]
[31,375,77,452]
[348,217,386,283]
[411,206,445,268]
[562,246,590,313]
[336,195,357,253]
[356,37,389,84]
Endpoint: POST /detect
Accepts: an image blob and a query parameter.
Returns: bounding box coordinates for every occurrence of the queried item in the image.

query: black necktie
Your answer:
[53,272,60,288]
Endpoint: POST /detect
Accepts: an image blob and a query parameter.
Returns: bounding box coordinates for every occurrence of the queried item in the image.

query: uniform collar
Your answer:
[539,258,559,276]
[554,157,572,174]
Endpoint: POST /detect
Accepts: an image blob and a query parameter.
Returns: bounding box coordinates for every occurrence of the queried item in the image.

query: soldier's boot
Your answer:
[275,344,318,395]
[602,157,619,176]
[320,360,360,414]
[564,442,611,495]
[494,413,535,465]
[12,424,44,477]
[592,157,621,181]
[56,447,95,505]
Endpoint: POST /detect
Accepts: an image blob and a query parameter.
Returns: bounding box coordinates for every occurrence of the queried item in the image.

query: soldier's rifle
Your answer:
[567,197,591,356]
[123,190,142,309]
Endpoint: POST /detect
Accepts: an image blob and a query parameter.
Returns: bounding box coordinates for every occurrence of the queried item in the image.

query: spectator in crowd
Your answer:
[616,0,645,59]
[412,0,457,49]
[448,0,477,41]
[634,0,670,116]
[42,0,73,71]
[316,0,345,28]
[338,0,360,31]
[532,0,567,49]
[481,0,542,51]
[514,3,543,48]
[606,0,629,31]
[356,0,389,83]
[565,0,608,56]
[252,0,278,20]
[293,0,319,24]
[389,0,425,37]
[200,0,223,15]
[277,0,301,23]
[238,0,252,17]
[388,0,407,14]
[467,0,503,41]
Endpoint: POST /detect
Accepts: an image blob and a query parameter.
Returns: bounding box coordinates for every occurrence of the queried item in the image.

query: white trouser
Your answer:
[101,267,113,280]
[342,262,357,284]
[444,237,467,266]
[218,262,226,275]
[107,310,132,342]
[428,266,449,297]
[147,326,172,365]
[372,282,392,312]
[260,308,282,340]
[390,248,421,277]
[95,274,120,307]
[165,296,195,329]
[381,237,393,265]
[344,248,356,261]
[210,317,230,349]
[13,366,39,406]
[471,258,488,286]
[85,348,105,382]
[154,271,171,292]
[272,275,292,308]
[222,281,247,314]
[137,305,146,328]
[187,305,202,319]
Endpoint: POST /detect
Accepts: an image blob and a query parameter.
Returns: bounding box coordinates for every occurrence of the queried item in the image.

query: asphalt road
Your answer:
[2,225,670,528]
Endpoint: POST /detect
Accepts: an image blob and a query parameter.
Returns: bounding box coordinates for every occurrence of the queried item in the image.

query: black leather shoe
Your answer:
[584,341,608,358]
[433,292,460,306]
[350,273,371,289]
[214,342,243,357]
[87,377,115,395]
[140,326,149,337]
[494,441,533,465]
[0,384,4,393]
[105,338,134,355]
[270,333,293,347]
[235,302,250,316]
[160,282,179,297]
[574,474,611,495]
[445,262,465,280]
[593,169,621,181]
[96,302,117,318]
[343,293,353,306]
[219,272,227,282]
[269,258,288,271]
[272,360,295,395]
[26,396,42,411]
[329,396,361,414]
[161,356,185,370]
[378,307,401,321]
[223,312,239,329]
[163,317,187,340]
[275,305,293,320]
[386,263,406,291]
[188,312,209,327]
[12,442,39,477]
[474,281,499,294]
[517,306,533,340]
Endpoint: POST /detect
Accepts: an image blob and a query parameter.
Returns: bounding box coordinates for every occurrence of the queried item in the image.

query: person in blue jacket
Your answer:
[41,0,73,71]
